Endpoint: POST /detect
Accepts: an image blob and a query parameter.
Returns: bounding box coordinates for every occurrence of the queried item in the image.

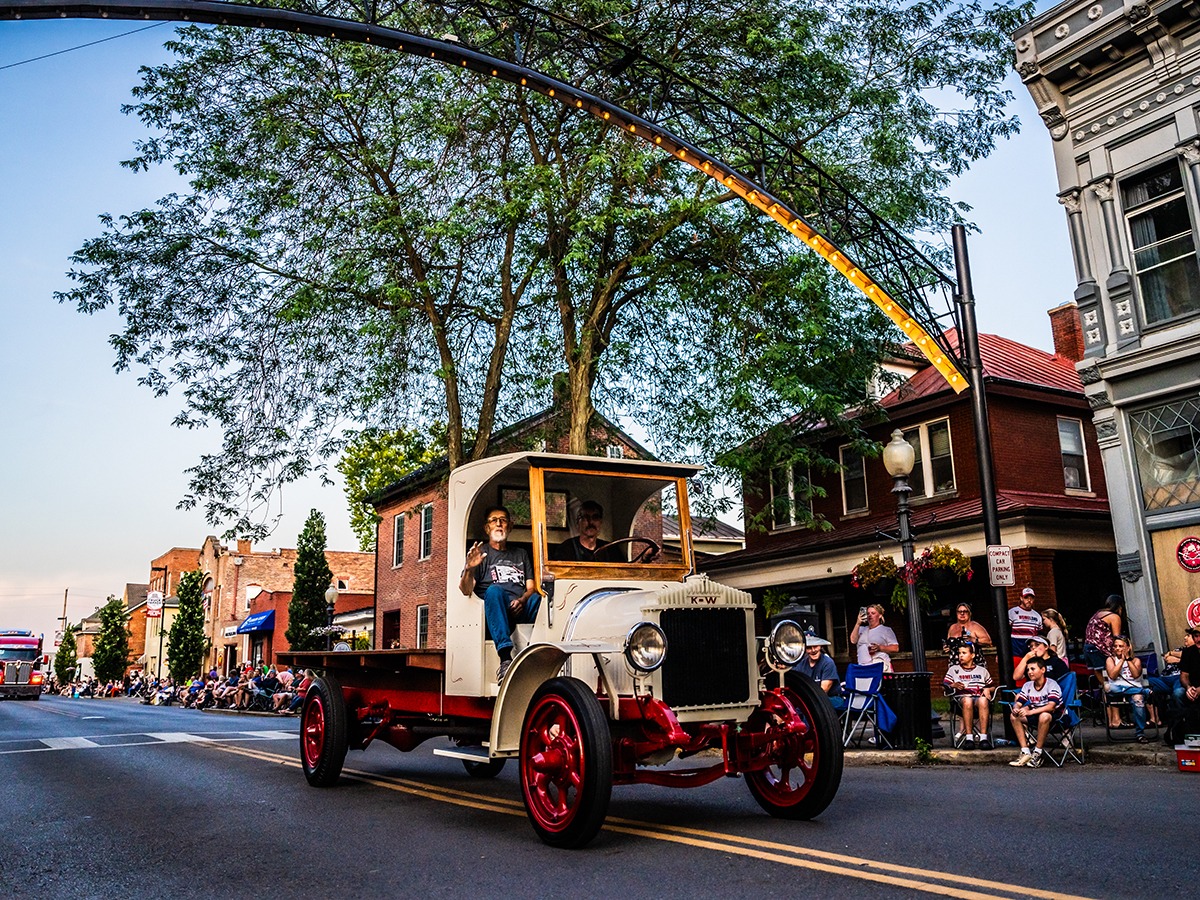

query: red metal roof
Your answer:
[881,329,1083,407]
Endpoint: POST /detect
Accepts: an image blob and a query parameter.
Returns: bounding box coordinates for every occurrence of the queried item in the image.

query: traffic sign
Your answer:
[986,545,1015,587]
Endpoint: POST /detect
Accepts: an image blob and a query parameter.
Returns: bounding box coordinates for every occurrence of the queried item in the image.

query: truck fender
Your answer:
[489,641,618,755]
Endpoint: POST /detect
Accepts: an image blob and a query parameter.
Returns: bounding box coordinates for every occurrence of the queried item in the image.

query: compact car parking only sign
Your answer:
[986,546,1015,587]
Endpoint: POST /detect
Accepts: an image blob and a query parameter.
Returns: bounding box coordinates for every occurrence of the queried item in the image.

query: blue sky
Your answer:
[0,10,1075,646]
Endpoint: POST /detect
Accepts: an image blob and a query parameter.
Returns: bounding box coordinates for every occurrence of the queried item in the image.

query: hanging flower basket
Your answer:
[921,544,973,584]
[851,553,899,592]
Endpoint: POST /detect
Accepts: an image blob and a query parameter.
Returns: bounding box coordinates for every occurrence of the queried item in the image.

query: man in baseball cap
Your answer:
[1008,587,1043,656]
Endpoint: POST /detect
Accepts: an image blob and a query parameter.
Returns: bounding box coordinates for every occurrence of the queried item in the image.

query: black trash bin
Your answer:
[880,672,933,750]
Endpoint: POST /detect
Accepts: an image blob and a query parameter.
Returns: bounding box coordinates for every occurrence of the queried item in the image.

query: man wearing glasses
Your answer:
[550,500,611,562]
[459,505,540,682]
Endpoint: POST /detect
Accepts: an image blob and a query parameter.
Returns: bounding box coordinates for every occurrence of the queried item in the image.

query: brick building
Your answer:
[704,308,1119,683]
[371,408,653,651]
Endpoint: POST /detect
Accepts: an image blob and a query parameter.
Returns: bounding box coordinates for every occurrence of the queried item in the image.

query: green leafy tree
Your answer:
[337,425,446,551]
[54,625,77,684]
[58,1,1030,534]
[92,596,131,683]
[167,570,209,681]
[287,509,334,651]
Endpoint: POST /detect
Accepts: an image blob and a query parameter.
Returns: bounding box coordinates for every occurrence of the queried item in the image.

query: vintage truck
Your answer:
[281,452,842,848]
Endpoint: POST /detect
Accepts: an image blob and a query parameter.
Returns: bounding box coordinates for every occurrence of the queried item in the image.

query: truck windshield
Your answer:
[0,648,39,661]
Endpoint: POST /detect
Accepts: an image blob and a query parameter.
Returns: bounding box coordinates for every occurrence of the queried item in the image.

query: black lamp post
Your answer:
[324,584,338,651]
[882,429,926,672]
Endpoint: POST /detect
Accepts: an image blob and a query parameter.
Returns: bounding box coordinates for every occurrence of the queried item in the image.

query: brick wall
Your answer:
[375,483,449,649]
[1048,302,1085,363]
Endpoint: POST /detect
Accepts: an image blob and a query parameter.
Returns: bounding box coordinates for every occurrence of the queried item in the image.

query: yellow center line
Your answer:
[209,743,1096,900]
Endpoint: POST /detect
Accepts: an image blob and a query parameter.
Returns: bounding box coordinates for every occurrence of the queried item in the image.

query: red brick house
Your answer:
[371,408,654,651]
[704,304,1119,682]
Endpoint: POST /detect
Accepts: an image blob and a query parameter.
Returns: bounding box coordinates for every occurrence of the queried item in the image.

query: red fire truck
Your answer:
[0,630,46,700]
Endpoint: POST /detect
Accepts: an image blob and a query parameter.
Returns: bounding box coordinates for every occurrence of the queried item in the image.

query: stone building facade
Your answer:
[1015,0,1200,650]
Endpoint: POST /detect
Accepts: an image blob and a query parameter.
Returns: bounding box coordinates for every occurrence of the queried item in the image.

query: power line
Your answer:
[0,22,168,72]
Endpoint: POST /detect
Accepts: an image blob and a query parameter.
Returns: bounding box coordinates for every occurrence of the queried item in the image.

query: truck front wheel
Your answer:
[301,675,348,787]
[519,677,612,848]
[743,675,843,820]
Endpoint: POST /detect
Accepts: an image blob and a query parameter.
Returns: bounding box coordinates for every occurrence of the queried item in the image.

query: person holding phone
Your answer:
[850,604,899,672]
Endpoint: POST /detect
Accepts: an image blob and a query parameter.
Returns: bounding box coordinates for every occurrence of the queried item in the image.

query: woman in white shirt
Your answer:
[850,603,900,672]
[1042,608,1069,661]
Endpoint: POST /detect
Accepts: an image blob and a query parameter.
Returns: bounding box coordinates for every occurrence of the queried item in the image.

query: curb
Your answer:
[844,745,1178,767]
[201,707,295,718]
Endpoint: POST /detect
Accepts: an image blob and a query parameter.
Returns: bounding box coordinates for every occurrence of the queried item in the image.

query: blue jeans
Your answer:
[482,585,541,653]
[1107,684,1150,734]
[1149,674,1185,709]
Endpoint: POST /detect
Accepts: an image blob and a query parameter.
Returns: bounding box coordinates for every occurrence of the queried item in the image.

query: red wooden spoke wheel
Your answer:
[519,677,612,848]
[744,675,843,820]
[301,675,348,787]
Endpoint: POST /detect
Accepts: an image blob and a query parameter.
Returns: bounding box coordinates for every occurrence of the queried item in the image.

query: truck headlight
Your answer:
[624,622,667,673]
[766,620,806,670]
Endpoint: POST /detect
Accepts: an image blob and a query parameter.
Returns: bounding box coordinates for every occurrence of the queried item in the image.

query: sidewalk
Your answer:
[844,716,1182,767]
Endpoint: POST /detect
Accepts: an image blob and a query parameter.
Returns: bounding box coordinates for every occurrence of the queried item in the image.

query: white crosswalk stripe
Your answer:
[0,731,296,755]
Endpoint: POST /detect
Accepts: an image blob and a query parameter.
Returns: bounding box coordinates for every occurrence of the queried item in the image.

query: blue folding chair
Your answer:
[839,663,895,749]
[1003,671,1085,766]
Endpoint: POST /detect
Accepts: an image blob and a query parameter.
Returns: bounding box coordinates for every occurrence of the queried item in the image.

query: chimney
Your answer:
[1048,302,1085,362]
[237,539,252,555]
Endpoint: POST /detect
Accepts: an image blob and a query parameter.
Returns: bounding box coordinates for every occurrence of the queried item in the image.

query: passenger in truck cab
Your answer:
[550,500,611,562]
[459,505,541,683]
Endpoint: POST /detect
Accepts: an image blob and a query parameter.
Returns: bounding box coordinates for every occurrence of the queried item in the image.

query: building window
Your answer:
[839,446,868,514]
[1122,160,1200,325]
[381,610,401,649]
[392,514,405,568]
[1057,417,1089,491]
[419,504,434,560]
[416,605,429,649]
[769,463,812,529]
[1130,396,1200,511]
[901,419,956,497]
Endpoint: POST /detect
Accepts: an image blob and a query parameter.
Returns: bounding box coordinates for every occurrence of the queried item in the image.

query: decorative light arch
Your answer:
[3,0,967,389]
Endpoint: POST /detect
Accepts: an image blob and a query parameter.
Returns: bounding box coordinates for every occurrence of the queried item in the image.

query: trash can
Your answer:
[881,672,933,750]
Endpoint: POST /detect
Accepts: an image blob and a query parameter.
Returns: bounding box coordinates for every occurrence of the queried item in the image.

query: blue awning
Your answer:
[236,610,275,634]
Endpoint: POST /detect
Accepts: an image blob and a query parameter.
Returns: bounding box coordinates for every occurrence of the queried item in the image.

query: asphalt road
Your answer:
[1,695,1194,899]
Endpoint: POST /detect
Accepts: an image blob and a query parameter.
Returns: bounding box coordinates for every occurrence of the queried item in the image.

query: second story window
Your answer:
[1122,160,1200,325]
[416,605,429,649]
[419,504,434,560]
[392,514,405,568]
[1057,417,1089,491]
[770,463,812,529]
[840,446,867,514]
[901,419,956,497]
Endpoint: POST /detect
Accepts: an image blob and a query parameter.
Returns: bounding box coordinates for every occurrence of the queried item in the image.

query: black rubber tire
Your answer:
[519,677,612,848]
[300,675,348,787]
[745,675,843,820]
[463,757,507,778]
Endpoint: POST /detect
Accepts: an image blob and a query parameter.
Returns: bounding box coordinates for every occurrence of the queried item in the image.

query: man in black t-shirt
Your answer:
[550,500,610,562]
[1180,627,1200,706]
[459,505,541,683]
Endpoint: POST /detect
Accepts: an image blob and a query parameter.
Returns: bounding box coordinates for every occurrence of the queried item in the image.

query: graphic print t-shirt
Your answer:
[1008,606,1043,639]
[944,663,994,696]
[472,545,532,599]
[1017,677,1062,712]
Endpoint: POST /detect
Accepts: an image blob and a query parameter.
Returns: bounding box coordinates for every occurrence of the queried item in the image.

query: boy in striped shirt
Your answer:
[944,642,995,748]
[1008,656,1062,767]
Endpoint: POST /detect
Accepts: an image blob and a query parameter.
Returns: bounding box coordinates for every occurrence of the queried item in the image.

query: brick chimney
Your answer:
[1047,302,1085,362]
[236,539,252,555]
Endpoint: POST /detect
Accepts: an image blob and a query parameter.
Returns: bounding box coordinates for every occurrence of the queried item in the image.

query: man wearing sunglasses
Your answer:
[459,505,540,683]
[550,500,611,561]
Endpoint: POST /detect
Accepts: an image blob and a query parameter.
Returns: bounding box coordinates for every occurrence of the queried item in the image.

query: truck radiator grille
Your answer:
[659,608,750,708]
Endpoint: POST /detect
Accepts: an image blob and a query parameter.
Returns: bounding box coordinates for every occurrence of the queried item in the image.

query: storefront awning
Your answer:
[236,610,275,634]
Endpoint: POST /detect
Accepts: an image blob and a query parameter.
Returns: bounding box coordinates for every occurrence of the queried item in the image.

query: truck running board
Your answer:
[432,747,491,763]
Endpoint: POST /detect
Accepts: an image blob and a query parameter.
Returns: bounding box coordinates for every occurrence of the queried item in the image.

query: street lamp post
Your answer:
[324,584,338,651]
[882,429,926,672]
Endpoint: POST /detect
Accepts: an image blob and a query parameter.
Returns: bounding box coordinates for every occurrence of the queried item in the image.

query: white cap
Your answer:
[1021,587,1036,597]
[806,636,831,647]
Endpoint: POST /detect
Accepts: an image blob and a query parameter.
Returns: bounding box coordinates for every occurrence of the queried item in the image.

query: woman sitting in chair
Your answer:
[943,642,995,749]
[1105,634,1152,743]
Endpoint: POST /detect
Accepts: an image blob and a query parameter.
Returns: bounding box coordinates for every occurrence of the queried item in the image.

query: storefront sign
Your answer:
[146,591,164,618]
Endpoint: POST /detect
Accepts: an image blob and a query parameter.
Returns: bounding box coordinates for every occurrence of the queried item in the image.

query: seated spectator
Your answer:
[943,642,995,749]
[851,604,899,672]
[1008,656,1062,767]
[1013,635,1069,684]
[234,670,254,710]
[1106,634,1153,742]
[945,603,991,648]
[1183,627,1200,707]
[1151,628,1194,711]
[285,670,316,714]
[787,636,844,710]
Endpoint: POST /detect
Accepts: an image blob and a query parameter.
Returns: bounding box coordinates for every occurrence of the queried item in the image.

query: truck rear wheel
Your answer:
[519,677,612,849]
[744,676,843,820]
[301,675,348,787]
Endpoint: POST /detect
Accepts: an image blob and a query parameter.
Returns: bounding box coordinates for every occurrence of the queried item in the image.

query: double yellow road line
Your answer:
[211,742,1093,900]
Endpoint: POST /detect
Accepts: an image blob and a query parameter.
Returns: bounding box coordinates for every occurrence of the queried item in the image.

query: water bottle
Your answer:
[993,737,1013,747]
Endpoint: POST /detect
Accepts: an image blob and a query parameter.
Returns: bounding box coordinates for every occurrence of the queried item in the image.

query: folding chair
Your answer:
[1003,671,1085,766]
[839,663,894,749]
[1099,659,1159,743]
[945,685,1003,748]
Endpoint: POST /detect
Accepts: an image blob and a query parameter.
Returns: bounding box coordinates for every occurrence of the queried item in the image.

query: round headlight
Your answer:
[624,622,667,673]
[767,620,806,669]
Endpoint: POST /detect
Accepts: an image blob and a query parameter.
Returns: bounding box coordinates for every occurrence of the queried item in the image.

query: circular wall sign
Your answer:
[1188,598,1200,629]
[1178,536,1200,573]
